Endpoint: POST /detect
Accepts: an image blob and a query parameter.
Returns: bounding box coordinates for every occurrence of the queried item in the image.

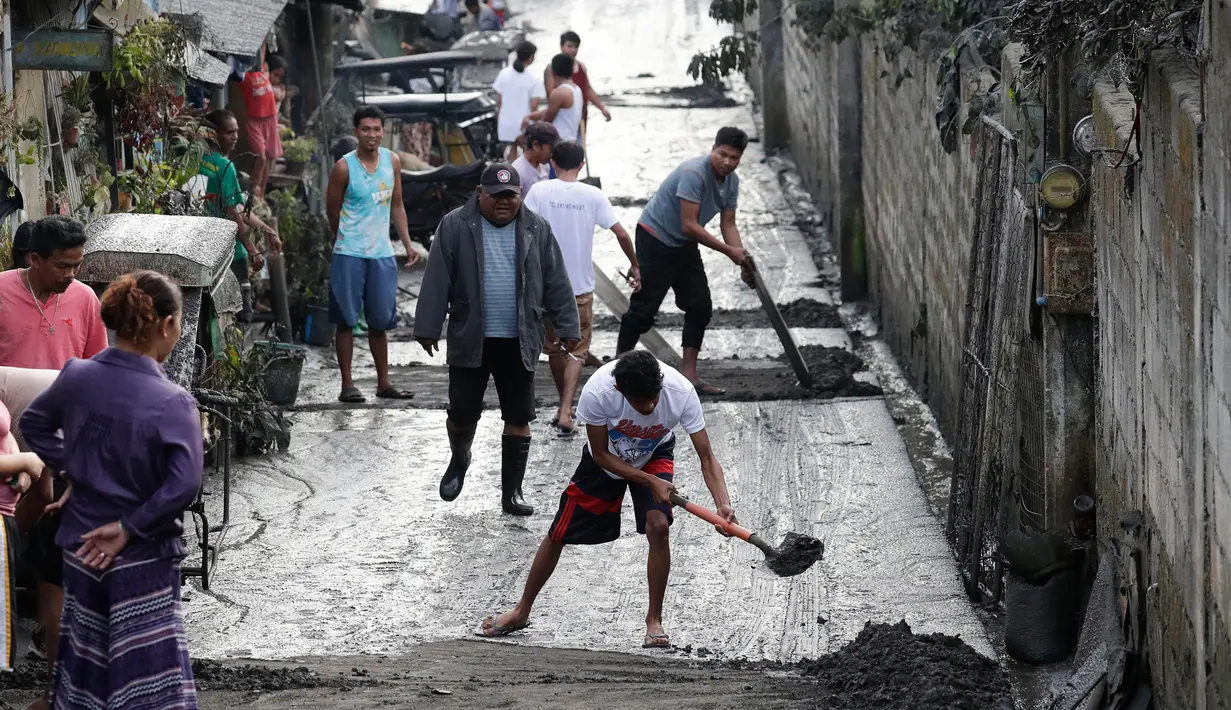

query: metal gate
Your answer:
[946,117,1045,605]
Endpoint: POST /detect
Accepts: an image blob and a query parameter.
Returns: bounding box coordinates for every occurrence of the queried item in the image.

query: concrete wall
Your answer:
[781,2,865,300]
[777,22,976,440]
[773,17,974,438]
[1092,37,1231,710]
[859,48,979,441]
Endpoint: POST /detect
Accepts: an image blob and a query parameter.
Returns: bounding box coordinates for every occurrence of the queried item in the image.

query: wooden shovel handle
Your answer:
[669,492,753,542]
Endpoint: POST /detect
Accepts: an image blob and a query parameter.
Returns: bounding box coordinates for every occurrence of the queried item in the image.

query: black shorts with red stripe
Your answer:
[548,442,675,545]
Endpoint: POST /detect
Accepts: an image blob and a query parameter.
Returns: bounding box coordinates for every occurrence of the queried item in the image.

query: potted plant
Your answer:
[281,136,317,176]
[62,106,82,148]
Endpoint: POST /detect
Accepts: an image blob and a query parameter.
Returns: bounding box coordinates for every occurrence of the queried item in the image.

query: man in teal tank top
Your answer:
[326,106,420,403]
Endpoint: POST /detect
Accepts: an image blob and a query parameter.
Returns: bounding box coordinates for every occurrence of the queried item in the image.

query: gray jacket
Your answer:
[414,196,580,371]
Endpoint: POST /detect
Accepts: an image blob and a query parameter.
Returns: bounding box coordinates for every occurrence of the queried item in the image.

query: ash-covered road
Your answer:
[0,2,1004,708]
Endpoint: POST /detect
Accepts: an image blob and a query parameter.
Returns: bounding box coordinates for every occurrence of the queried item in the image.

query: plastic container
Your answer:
[1004,568,1082,663]
[254,341,307,406]
[304,305,332,347]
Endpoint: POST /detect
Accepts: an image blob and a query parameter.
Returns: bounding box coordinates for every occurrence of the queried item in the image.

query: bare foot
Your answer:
[477,609,531,637]
[556,409,576,436]
[687,378,725,396]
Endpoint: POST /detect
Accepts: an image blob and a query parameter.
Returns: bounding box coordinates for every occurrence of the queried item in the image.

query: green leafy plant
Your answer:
[202,327,293,456]
[105,18,192,152]
[263,189,333,333]
[117,132,206,215]
[61,74,93,115]
[0,93,44,167]
[282,136,319,163]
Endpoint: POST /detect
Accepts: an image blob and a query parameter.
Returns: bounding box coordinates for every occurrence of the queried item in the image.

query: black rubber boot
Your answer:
[439,425,476,502]
[501,434,534,516]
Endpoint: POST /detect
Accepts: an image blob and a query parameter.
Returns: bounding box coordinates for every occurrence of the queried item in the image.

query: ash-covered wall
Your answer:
[1092,33,1231,710]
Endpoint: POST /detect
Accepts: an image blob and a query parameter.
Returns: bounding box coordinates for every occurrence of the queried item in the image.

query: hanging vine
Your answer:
[691,0,1203,150]
[1006,0,1202,98]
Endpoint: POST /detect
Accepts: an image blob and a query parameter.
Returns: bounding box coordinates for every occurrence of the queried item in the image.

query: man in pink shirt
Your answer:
[0,215,104,710]
[0,215,107,369]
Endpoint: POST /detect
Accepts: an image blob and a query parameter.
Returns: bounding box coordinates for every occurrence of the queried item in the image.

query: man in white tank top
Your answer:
[522,54,583,141]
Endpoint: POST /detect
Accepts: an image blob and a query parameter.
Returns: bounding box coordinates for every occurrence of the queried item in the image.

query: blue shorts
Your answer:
[328,254,399,330]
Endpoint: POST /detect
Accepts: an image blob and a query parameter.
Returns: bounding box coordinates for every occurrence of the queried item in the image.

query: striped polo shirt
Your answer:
[481,218,519,338]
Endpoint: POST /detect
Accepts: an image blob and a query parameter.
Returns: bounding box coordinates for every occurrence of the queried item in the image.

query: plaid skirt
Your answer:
[50,554,197,710]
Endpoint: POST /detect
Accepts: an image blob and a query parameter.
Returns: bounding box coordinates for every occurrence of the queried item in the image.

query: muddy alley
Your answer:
[0,1,1012,708]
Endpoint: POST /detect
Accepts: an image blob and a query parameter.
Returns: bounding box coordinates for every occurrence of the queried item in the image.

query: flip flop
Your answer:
[476,615,531,638]
[375,388,415,400]
[642,632,671,649]
[692,380,725,396]
[338,386,366,403]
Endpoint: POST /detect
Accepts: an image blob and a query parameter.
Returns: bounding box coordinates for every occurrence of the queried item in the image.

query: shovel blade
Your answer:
[764,532,824,577]
[581,176,602,189]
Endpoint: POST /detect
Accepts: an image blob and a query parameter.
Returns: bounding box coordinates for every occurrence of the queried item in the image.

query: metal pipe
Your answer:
[304,0,330,212]
[266,249,293,342]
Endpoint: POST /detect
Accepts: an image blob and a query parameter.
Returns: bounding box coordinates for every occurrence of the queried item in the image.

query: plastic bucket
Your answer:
[1004,568,1082,663]
[304,305,332,347]
[255,341,307,406]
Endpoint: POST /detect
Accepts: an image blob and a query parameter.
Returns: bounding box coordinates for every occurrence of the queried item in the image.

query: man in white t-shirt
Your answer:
[478,351,737,649]
[524,140,640,437]
[493,42,547,159]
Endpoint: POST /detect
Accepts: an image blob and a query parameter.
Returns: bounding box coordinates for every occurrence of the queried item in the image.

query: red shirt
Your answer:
[573,62,591,121]
[242,69,277,119]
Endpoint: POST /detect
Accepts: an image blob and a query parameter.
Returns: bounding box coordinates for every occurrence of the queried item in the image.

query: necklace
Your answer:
[22,269,59,335]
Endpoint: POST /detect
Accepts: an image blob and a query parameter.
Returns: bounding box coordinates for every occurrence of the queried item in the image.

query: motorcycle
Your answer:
[399,159,486,249]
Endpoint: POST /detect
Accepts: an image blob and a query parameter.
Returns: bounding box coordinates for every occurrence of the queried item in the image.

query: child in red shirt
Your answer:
[242,48,286,198]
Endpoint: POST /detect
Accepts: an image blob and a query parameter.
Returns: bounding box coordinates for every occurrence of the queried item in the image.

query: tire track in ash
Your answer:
[775,400,827,661]
[727,400,798,660]
[793,403,856,656]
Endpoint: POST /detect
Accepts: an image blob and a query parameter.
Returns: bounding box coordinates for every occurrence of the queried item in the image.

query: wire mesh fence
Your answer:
[947,117,1045,607]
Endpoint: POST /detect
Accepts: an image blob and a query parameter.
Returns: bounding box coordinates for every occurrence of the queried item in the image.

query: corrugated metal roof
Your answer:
[165,0,290,57]
[370,0,433,15]
[185,43,232,85]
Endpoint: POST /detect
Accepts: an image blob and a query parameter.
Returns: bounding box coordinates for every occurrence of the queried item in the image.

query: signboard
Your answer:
[13,29,114,72]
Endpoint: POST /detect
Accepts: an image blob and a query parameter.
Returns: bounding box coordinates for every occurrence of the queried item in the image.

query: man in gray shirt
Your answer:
[617,127,752,394]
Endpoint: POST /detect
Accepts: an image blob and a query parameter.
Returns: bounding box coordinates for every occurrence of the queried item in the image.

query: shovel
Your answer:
[670,492,823,577]
[579,119,602,188]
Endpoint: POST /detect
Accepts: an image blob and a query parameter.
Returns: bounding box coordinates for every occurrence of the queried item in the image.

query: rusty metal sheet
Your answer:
[1042,232,1095,314]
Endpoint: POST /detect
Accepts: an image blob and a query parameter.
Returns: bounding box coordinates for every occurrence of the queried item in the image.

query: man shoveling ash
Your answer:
[414,163,580,515]
[617,127,753,395]
[478,350,736,648]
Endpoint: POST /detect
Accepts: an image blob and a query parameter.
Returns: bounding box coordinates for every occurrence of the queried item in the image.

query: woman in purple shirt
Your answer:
[21,270,202,710]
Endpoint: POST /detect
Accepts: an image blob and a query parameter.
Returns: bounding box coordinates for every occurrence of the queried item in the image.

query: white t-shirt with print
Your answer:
[575,360,705,479]
[492,65,547,142]
[523,179,618,296]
